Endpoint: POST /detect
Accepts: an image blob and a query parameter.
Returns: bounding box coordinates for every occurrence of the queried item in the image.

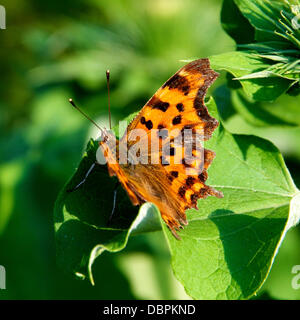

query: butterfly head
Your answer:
[98,127,111,144]
[97,128,120,167]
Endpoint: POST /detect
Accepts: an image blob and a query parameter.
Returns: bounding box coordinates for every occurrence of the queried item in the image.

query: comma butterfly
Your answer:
[97,59,223,239]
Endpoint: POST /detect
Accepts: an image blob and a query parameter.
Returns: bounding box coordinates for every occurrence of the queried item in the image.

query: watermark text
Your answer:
[0,5,6,29]
[291,265,300,290]
[0,265,6,290]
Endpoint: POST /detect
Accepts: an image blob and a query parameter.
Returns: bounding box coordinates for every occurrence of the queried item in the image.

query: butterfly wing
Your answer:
[115,59,223,238]
[124,58,219,140]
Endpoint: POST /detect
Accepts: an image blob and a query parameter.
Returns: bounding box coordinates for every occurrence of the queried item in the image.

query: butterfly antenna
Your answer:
[106,70,112,130]
[69,98,104,134]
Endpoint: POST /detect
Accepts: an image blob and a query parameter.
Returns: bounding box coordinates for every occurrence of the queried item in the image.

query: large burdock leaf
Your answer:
[54,97,299,299]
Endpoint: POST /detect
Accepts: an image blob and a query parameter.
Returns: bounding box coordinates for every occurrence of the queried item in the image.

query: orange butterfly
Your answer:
[97,59,223,239]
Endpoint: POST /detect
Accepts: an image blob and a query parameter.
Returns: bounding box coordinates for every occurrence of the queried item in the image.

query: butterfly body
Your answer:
[99,59,223,239]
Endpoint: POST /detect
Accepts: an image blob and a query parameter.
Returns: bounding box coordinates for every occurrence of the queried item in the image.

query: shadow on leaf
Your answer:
[209,209,286,298]
[54,139,139,278]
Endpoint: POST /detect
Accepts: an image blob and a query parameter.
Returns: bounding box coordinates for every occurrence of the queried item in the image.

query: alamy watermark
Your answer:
[291,265,300,290]
[95,124,206,175]
[291,5,300,30]
[0,5,6,29]
[0,265,5,290]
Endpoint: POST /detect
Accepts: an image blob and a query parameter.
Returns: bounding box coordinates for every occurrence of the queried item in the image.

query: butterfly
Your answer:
[98,59,223,239]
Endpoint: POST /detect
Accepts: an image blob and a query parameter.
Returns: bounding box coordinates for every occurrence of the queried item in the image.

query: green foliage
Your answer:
[210,51,293,101]
[54,98,300,299]
[54,139,160,285]
[1,0,300,301]
[166,98,299,299]
[220,0,300,101]
[230,89,300,127]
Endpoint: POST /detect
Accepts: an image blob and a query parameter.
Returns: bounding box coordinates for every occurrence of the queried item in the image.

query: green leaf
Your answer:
[54,137,162,284]
[221,0,255,44]
[54,98,299,299]
[237,41,300,55]
[231,89,299,127]
[161,97,299,299]
[233,0,289,43]
[210,51,294,101]
[219,0,300,100]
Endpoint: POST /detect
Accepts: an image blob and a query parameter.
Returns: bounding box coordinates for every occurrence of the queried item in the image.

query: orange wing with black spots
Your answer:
[123,58,219,141]
[100,58,223,239]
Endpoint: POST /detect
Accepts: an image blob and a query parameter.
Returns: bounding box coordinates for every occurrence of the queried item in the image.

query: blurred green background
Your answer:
[0,0,300,300]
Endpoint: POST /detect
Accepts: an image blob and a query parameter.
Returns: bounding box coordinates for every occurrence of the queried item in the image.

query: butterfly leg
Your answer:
[67,162,96,192]
[107,181,119,225]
